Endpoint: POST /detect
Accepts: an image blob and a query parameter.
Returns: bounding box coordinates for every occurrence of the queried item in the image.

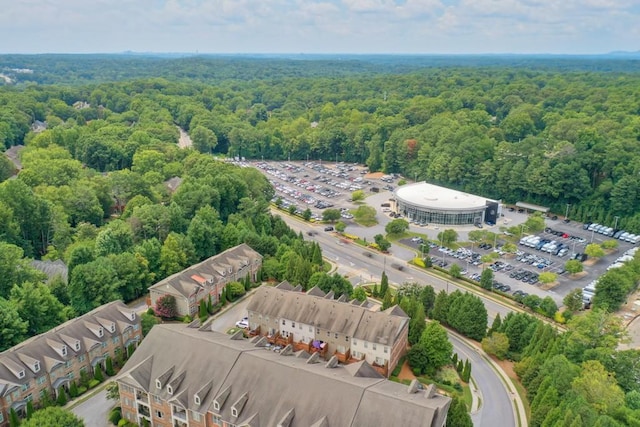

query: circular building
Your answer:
[393,182,500,226]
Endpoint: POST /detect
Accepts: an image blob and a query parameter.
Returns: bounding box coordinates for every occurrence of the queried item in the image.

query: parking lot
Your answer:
[254,160,399,222]
[402,216,638,303]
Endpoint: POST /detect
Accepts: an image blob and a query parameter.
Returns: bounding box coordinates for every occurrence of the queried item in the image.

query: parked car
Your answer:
[235,317,249,328]
[324,226,334,232]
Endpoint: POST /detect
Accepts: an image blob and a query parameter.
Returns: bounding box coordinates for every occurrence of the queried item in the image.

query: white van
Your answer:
[620,232,630,241]
[588,223,599,231]
[632,235,640,245]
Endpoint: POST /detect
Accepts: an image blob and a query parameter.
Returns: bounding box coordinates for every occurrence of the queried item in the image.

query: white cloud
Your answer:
[0,0,637,53]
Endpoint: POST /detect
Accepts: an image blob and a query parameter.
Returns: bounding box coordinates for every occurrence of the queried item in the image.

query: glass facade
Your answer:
[397,200,485,225]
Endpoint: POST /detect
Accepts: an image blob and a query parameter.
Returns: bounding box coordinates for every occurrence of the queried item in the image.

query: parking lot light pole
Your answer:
[614,216,620,230]
[565,203,571,220]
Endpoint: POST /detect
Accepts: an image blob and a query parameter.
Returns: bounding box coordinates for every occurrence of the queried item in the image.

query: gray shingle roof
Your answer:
[0,301,138,397]
[247,286,409,346]
[117,324,450,427]
[149,244,262,298]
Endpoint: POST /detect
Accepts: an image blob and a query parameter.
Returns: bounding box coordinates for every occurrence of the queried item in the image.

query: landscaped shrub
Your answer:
[109,407,122,426]
[88,379,100,389]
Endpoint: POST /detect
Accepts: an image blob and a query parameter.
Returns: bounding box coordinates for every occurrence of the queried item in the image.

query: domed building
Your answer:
[393,182,501,226]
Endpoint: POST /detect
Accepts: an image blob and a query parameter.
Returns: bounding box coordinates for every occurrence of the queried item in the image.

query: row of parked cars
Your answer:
[519,235,570,256]
[582,246,639,307]
[584,222,640,244]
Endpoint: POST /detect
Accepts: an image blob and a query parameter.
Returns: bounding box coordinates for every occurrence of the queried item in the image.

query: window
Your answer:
[153,395,162,403]
[309,327,312,332]
[101,342,108,348]
[75,342,81,351]
[353,339,357,346]
[61,346,67,356]
[192,411,201,421]
[65,360,72,369]
[167,385,174,395]
[133,324,139,331]
[291,322,295,328]
[0,411,4,422]
[17,370,25,379]
[316,328,320,334]
[373,344,377,351]
[120,384,133,393]
[194,395,201,405]
[375,357,385,366]
[33,361,40,373]
[113,336,120,345]
[78,355,86,363]
[364,342,368,348]
[346,336,349,342]
[37,376,46,386]
[110,324,116,333]
[384,346,389,354]
[212,414,222,424]
[21,382,29,391]
[154,410,163,419]
[232,408,238,417]
[24,393,32,402]
[98,327,104,337]
[335,333,338,339]
[282,320,286,326]
[67,372,75,379]
[155,380,162,389]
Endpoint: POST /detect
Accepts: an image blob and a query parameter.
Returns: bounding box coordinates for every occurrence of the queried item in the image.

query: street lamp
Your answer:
[520,224,528,239]
[614,216,620,230]
[565,203,571,220]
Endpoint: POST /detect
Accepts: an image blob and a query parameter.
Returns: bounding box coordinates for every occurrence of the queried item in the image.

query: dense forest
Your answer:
[2,55,640,229]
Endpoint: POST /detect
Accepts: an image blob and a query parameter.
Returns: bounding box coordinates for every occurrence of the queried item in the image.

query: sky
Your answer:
[0,0,638,55]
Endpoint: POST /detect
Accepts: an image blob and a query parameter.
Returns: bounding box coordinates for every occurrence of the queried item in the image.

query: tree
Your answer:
[385,219,409,235]
[374,234,391,252]
[227,281,246,300]
[352,287,367,302]
[0,297,28,351]
[593,269,632,312]
[69,381,79,398]
[322,208,341,223]
[418,321,453,373]
[480,268,493,290]
[419,285,436,315]
[56,389,68,406]
[351,189,365,202]
[381,288,393,310]
[449,263,462,278]
[539,296,558,318]
[21,407,84,427]
[447,292,488,341]
[446,396,473,427]
[335,221,346,233]
[302,208,312,221]
[106,381,120,401]
[538,272,557,284]
[437,229,458,245]
[105,357,115,376]
[585,243,605,259]
[379,271,389,298]
[68,257,120,314]
[352,205,377,225]
[159,232,195,277]
[482,332,510,359]
[10,281,67,336]
[565,259,584,275]
[572,360,625,415]
[155,294,177,319]
[601,240,618,250]
[94,366,104,382]
[462,359,472,382]
[523,212,546,233]
[408,304,426,345]
[190,125,218,153]
[141,312,161,336]
[9,408,20,427]
[564,288,584,313]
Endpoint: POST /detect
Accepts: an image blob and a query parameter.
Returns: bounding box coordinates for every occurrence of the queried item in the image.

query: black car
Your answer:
[324,226,334,232]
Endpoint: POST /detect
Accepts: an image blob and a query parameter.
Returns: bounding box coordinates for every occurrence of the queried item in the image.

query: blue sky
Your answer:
[0,0,638,54]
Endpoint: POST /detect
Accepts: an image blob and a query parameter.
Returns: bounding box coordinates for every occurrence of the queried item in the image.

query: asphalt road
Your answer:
[449,334,516,427]
[71,389,111,427]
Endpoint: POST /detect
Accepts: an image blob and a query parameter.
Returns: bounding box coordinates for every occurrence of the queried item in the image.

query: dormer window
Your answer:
[18,370,25,379]
[167,385,174,395]
[194,395,201,405]
[61,346,67,356]
[75,342,81,351]
[232,407,239,417]
[110,324,116,333]
[98,327,104,337]
[33,362,40,373]
[155,379,162,389]
[129,312,136,321]
[213,401,220,411]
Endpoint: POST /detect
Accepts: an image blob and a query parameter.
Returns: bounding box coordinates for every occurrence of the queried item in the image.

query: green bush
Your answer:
[77,386,87,395]
[146,307,155,315]
[88,379,100,389]
[109,407,122,426]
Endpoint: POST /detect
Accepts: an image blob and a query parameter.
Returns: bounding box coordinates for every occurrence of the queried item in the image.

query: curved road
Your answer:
[278,212,521,427]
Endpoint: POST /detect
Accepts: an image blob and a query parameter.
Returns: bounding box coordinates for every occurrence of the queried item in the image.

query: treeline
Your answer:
[2,64,640,229]
[0,143,326,351]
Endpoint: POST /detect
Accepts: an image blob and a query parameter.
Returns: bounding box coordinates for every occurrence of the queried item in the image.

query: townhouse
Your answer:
[148,244,262,318]
[117,324,451,427]
[0,301,141,426]
[245,282,409,377]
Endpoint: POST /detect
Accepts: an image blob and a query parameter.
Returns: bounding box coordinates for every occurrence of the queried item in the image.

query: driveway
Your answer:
[71,389,112,427]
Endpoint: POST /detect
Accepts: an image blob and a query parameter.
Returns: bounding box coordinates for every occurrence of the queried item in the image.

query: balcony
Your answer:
[333,348,351,363]
[136,391,149,403]
[172,406,187,421]
[372,360,389,377]
[274,334,293,347]
[137,404,151,418]
[248,326,261,337]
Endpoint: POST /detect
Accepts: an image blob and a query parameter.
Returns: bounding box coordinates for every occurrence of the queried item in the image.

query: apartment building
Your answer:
[117,324,450,427]
[0,301,141,426]
[148,244,262,318]
[245,283,409,377]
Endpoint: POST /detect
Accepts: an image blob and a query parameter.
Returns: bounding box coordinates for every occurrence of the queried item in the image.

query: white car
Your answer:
[235,317,249,328]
